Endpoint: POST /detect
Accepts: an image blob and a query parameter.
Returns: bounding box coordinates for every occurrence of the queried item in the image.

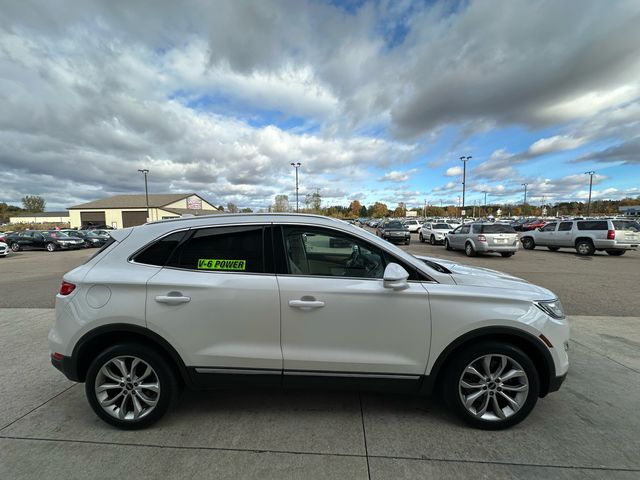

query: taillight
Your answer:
[477,235,487,242]
[607,230,615,240]
[59,281,76,295]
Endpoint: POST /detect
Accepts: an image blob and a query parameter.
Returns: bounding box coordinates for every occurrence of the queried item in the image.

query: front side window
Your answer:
[282,226,385,279]
[540,223,557,232]
[168,226,265,273]
[460,225,471,234]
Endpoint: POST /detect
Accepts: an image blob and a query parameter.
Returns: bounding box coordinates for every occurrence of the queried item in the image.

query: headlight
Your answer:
[536,299,565,319]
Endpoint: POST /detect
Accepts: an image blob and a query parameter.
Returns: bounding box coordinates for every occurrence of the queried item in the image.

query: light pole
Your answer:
[424,199,427,218]
[521,183,528,216]
[482,191,487,217]
[290,162,301,212]
[137,169,149,220]
[585,171,595,217]
[459,156,472,216]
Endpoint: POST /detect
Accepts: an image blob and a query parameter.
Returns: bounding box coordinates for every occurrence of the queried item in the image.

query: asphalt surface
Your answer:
[1,234,638,316]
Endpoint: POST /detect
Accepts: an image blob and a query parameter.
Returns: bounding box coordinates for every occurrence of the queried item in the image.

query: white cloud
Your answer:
[379,169,418,183]
[445,166,463,177]
[528,135,588,156]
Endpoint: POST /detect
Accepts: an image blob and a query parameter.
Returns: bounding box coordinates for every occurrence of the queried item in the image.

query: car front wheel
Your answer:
[444,342,540,430]
[445,239,452,251]
[46,242,57,252]
[85,344,179,430]
[419,233,424,242]
[10,243,20,252]
[521,237,535,250]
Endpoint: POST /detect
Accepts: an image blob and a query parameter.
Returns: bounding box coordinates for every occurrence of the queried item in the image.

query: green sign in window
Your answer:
[197,259,246,271]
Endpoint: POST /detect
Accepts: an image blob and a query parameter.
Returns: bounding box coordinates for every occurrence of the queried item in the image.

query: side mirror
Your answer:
[383,263,409,290]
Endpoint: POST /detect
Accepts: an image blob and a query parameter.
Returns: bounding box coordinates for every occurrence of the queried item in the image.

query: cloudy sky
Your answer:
[1,0,639,212]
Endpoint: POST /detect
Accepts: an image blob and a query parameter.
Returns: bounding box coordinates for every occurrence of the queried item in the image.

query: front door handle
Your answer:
[155,293,191,304]
[288,299,325,309]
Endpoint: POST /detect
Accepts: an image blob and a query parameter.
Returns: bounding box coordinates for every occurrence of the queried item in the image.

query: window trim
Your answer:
[274,223,435,283]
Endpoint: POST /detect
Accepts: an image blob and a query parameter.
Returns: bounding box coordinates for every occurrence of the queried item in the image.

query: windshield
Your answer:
[386,221,404,228]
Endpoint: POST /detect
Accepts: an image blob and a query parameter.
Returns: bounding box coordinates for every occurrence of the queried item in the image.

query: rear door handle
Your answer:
[155,293,191,304]
[288,299,325,309]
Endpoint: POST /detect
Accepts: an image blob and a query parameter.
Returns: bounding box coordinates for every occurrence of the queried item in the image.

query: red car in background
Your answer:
[520,219,547,231]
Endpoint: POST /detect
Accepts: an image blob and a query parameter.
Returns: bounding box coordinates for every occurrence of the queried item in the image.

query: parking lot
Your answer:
[1,238,640,479]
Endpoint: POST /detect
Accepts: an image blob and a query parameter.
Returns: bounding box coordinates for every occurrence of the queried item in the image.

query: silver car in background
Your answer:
[419,222,453,244]
[445,223,519,257]
[520,219,639,255]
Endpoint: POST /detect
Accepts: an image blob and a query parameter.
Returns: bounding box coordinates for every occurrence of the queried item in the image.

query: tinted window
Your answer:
[433,223,450,229]
[558,222,573,231]
[613,221,639,232]
[386,221,404,228]
[480,224,517,233]
[539,223,557,232]
[169,226,264,273]
[460,225,470,234]
[133,231,187,266]
[577,221,608,231]
[282,226,385,278]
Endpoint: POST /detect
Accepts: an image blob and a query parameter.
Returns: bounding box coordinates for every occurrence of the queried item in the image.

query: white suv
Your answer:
[49,214,569,430]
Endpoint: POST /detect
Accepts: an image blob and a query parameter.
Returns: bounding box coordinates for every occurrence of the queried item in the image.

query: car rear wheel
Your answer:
[10,243,20,252]
[465,242,476,257]
[46,242,57,252]
[443,342,539,430]
[85,344,179,430]
[521,237,535,250]
[605,250,625,256]
[575,239,595,256]
[547,247,560,251]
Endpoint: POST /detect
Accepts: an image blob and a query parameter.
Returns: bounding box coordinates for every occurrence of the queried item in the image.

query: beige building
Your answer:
[68,193,221,229]
[10,211,71,224]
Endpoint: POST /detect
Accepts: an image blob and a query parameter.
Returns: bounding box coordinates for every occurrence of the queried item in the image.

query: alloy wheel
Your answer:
[94,356,161,421]
[458,354,529,422]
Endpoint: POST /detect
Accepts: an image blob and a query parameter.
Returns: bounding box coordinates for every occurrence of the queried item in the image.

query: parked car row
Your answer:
[4,229,111,252]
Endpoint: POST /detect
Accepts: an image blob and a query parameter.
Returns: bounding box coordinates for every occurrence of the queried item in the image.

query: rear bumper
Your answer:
[475,243,519,253]
[51,353,81,382]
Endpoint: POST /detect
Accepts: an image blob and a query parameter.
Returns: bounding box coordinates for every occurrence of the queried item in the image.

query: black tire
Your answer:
[575,239,595,256]
[547,247,560,251]
[85,343,179,430]
[430,235,436,245]
[405,238,411,245]
[419,233,424,243]
[521,237,535,250]
[10,243,20,252]
[501,252,514,257]
[606,250,625,256]
[445,239,452,251]
[465,242,476,257]
[443,341,540,430]
[46,242,57,252]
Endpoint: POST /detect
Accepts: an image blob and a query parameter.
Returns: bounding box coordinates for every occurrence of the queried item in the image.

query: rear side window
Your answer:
[168,226,264,273]
[479,224,516,234]
[133,231,187,266]
[577,221,608,231]
[85,237,117,264]
[558,222,573,231]
[613,221,640,232]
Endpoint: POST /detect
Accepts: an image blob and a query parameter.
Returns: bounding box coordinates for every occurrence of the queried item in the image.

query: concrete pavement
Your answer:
[1,308,639,479]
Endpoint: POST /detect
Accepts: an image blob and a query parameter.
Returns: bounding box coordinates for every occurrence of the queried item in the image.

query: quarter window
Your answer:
[577,221,608,231]
[168,226,264,273]
[133,231,188,266]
